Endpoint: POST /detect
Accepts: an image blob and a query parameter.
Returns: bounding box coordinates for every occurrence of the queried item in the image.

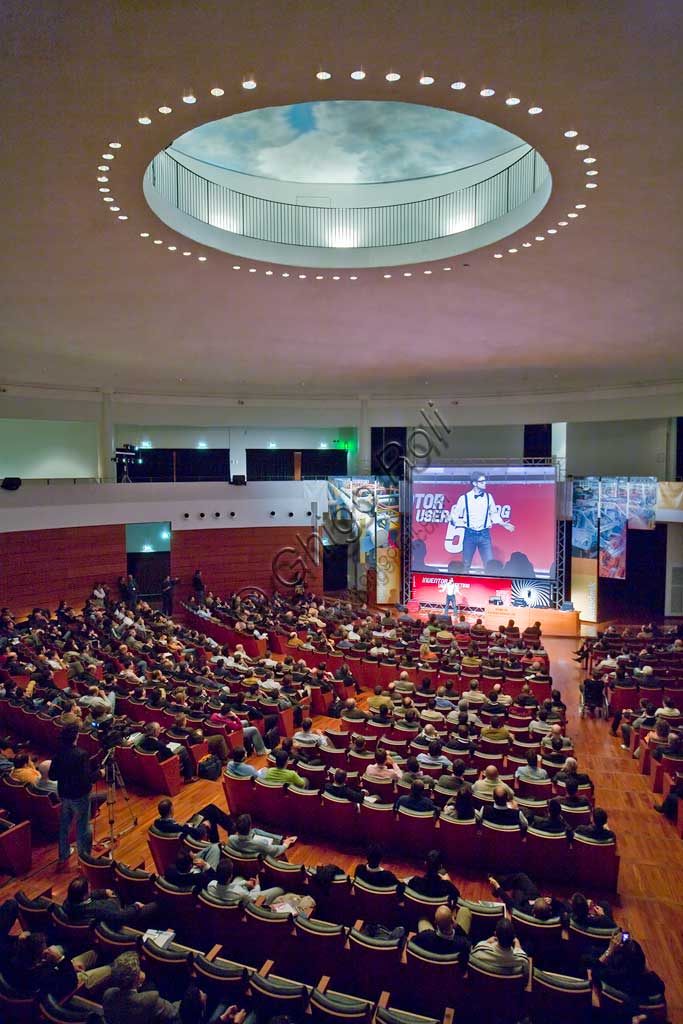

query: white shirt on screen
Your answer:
[452,489,505,531]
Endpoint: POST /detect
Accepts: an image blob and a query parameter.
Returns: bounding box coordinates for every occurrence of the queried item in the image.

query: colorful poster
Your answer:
[571,555,598,622]
[656,481,683,522]
[599,477,628,579]
[326,476,401,603]
[571,477,599,560]
[628,476,657,530]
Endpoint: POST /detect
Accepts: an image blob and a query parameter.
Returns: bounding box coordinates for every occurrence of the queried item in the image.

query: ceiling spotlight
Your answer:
[423,269,432,274]
[316,275,324,279]
[137,117,151,125]
[535,235,545,241]
[298,273,307,278]
[442,266,452,271]
[140,232,150,237]
[508,248,518,253]
[583,156,596,164]
[98,187,110,193]
[232,265,241,270]
[505,96,521,106]
[480,87,495,97]
[265,269,273,275]
[585,182,598,188]
[117,215,128,220]
[350,69,366,80]
[98,165,109,171]
[316,70,332,80]
[528,106,543,115]
[493,253,503,258]
[198,255,208,260]
[102,153,115,160]
[419,74,435,85]
[568,212,579,218]
[576,143,589,151]
[403,271,412,276]
[385,71,401,82]
[158,105,172,114]
[557,221,568,226]
[167,245,177,251]
[103,196,114,202]
[349,275,358,280]
[242,78,257,90]
[154,239,163,244]
[97,176,108,182]
[522,242,532,247]
[564,129,578,138]
[248,267,256,272]
[183,93,197,104]
[210,87,225,96]
[450,80,466,90]
[383,273,392,278]
[546,228,557,234]
[108,142,121,149]
[110,206,120,211]
[586,169,598,176]
[575,203,586,209]
[182,251,191,256]
[331,275,339,280]
[281,272,289,277]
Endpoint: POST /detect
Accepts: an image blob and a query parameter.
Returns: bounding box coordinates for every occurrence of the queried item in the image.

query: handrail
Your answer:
[145,146,550,250]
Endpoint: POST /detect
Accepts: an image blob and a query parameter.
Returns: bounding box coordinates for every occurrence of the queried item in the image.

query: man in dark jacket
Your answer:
[48,720,102,863]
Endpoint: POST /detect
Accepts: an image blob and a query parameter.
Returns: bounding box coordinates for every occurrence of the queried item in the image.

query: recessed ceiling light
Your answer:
[419,75,435,85]
[583,157,596,164]
[568,213,579,218]
[110,206,120,211]
[140,232,150,237]
[332,275,340,280]
[535,235,545,241]
[108,142,121,149]
[385,71,401,82]
[564,130,578,138]
[182,251,191,256]
[248,267,256,272]
[103,196,114,202]
[98,165,109,171]
[154,239,163,244]
[98,187,110,193]
[505,96,521,106]
[508,248,518,253]
[242,78,257,90]
[522,242,532,247]
[423,269,432,274]
[350,69,366,80]
[316,70,332,80]
[585,182,598,188]
[383,273,392,278]
[443,266,452,270]
[158,105,172,114]
[576,143,589,151]
[198,255,207,260]
[450,81,466,90]
[117,215,128,220]
[586,169,598,176]
[316,275,324,279]
[480,87,495,97]
[167,245,176,250]
[281,272,290,277]
[137,117,151,126]
[210,87,224,97]
[97,176,108,182]
[557,221,568,226]
[528,106,543,115]
[299,273,307,278]
[546,228,557,234]
[265,269,273,275]
[349,275,358,280]
[102,153,115,159]
[403,271,412,276]
[183,93,197,104]
[493,253,503,258]
[575,203,586,209]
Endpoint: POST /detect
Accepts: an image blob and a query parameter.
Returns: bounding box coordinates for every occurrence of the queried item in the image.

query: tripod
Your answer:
[94,748,138,853]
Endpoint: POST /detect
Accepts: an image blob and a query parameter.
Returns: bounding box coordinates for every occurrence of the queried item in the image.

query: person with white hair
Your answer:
[34,760,58,795]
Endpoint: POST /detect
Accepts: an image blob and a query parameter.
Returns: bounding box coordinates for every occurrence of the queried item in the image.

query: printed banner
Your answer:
[326,476,401,603]
[628,476,657,530]
[571,555,598,622]
[657,481,683,523]
[571,477,600,560]
[599,477,628,579]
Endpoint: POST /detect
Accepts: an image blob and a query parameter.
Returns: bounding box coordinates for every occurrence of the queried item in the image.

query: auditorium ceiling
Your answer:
[1,1,682,401]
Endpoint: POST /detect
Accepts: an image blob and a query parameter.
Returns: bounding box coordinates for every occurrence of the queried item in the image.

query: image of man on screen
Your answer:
[451,473,515,573]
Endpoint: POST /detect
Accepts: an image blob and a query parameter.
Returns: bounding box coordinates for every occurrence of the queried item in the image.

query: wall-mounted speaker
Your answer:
[199,512,206,519]
[1,477,21,491]
[214,512,221,518]
[229,511,236,518]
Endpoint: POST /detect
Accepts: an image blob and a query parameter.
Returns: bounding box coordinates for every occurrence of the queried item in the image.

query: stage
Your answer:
[405,600,579,638]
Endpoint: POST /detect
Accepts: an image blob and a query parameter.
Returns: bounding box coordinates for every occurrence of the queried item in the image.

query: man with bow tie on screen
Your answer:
[451,473,516,574]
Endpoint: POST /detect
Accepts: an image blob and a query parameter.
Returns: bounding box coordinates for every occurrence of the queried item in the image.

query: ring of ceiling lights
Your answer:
[96,68,598,279]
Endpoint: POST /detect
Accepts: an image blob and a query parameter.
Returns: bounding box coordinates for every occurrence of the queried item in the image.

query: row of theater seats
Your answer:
[222,775,619,890]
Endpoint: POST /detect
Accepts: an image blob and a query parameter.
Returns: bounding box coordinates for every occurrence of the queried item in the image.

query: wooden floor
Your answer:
[3,637,683,1022]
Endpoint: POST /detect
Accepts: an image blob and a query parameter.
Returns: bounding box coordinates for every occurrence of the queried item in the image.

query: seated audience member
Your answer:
[651,730,683,763]
[178,984,249,1024]
[540,723,573,751]
[528,797,571,834]
[164,848,219,891]
[488,872,559,920]
[593,935,666,1014]
[413,903,471,962]
[10,751,40,784]
[227,812,297,857]
[655,696,680,720]
[206,857,284,906]
[617,701,657,750]
[400,755,435,790]
[395,779,438,813]
[292,716,328,751]
[354,843,402,888]
[514,683,539,709]
[407,849,460,903]
[33,758,59,794]
[10,930,111,1000]
[260,747,308,788]
[365,747,402,781]
[472,764,513,801]
[476,785,528,828]
[226,745,259,778]
[529,709,552,737]
[561,777,592,808]
[342,697,370,720]
[443,786,475,820]
[554,756,594,791]
[153,796,233,844]
[469,918,530,979]
[135,721,195,782]
[62,875,156,928]
[515,751,548,782]
[480,715,512,744]
[654,770,683,819]
[568,891,617,930]
[416,740,452,769]
[437,758,471,793]
[103,951,177,1023]
[324,768,366,804]
[575,807,616,842]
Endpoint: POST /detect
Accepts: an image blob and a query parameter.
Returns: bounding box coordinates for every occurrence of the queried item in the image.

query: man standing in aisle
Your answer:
[451,473,515,574]
[161,575,180,616]
[49,721,103,865]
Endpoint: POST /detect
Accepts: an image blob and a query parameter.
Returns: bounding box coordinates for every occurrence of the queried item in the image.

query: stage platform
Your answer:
[405,602,580,638]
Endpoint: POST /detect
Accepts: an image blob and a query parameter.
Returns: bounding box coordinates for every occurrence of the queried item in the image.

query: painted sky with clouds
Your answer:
[172,100,524,184]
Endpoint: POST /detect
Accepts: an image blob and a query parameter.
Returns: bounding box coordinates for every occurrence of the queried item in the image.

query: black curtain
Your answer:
[598,524,668,621]
[246,449,295,481]
[118,449,173,483]
[372,427,407,477]
[323,543,349,591]
[524,424,552,460]
[118,448,230,483]
[301,449,347,478]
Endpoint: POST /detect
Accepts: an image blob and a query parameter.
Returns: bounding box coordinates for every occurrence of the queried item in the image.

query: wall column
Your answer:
[98,391,115,482]
[357,396,371,476]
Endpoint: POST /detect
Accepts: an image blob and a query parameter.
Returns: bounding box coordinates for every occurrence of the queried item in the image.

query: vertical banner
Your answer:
[571,556,599,621]
[326,477,401,603]
[599,477,628,579]
[628,476,657,530]
[375,480,401,604]
[571,477,600,559]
